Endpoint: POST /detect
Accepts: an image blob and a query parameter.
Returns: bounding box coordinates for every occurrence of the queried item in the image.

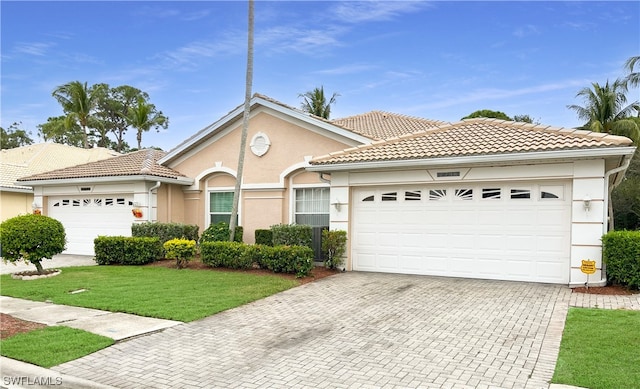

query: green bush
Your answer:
[322,230,347,270]
[163,238,197,269]
[132,222,199,244]
[0,214,66,274]
[267,245,314,278]
[200,241,252,269]
[200,221,243,243]
[246,244,277,269]
[602,230,640,289]
[271,224,312,249]
[254,229,273,246]
[94,236,162,265]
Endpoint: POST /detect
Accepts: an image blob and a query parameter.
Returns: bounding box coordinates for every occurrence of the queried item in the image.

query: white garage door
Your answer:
[48,195,134,255]
[352,181,571,284]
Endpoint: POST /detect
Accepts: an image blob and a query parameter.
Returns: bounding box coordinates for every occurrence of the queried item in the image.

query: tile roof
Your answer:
[310,118,634,166]
[17,149,188,182]
[330,111,449,140]
[1,143,120,190]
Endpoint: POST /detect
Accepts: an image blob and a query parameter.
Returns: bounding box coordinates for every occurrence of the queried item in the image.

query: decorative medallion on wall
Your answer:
[250,132,271,157]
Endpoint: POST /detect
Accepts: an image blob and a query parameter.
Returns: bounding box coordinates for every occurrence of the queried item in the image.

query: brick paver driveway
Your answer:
[55,273,570,389]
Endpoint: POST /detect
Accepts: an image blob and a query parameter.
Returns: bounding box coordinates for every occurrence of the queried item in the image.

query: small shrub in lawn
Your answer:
[132,222,199,244]
[322,229,347,270]
[201,241,253,269]
[602,230,640,289]
[0,214,66,274]
[200,221,243,243]
[271,224,312,249]
[246,244,277,269]
[255,229,273,246]
[94,236,162,265]
[163,238,197,269]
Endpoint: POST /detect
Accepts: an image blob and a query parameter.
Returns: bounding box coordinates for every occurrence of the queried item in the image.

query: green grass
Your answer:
[0,326,114,368]
[552,308,640,389]
[0,266,299,322]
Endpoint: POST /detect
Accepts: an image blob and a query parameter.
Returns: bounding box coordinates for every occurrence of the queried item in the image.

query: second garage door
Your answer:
[48,195,134,255]
[352,181,571,284]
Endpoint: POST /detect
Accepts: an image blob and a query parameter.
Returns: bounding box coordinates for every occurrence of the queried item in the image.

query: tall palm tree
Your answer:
[229,0,254,242]
[52,81,104,148]
[126,98,168,149]
[299,86,339,119]
[567,80,639,142]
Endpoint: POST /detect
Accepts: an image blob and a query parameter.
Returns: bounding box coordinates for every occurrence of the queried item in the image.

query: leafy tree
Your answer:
[0,122,34,149]
[230,0,254,242]
[512,114,540,124]
[37,116,85,147]
[127,97,169,150]
[52,81,106,149]
[299,86,339,119]
[566,80,640,142]
[0,214,66,274]
[96,85,147,152]
[462,110,511,121]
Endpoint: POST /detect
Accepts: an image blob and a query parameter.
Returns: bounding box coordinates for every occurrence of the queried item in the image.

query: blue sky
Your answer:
[1,1,638,151]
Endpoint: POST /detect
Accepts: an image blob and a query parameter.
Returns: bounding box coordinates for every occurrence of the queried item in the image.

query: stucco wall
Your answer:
[0,191,33,221]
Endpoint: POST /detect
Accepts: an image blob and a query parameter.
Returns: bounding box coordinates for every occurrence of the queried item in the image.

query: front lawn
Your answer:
[1,326,113,368]
[552,307,640,389]
[0,266,299,322]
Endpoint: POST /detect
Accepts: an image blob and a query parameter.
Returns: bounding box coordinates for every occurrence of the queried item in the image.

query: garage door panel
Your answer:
[352,182,571,284]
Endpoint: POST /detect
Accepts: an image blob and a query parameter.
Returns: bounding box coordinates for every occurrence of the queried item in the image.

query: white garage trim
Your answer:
[351,181,571,284]
[49,195,134,255]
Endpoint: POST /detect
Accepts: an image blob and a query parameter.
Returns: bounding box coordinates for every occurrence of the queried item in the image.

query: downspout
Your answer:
[595,155,632,285]
[148,181,161,222]
[318,172,331,183]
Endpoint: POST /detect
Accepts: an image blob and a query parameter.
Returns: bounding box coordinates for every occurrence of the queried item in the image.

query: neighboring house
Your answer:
[18,94,636,287]
[1,143,119,221]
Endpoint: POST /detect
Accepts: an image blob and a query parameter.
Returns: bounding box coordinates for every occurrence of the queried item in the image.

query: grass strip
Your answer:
[0,266,298,322]
[1,326,114,368]
[552,307,640,389]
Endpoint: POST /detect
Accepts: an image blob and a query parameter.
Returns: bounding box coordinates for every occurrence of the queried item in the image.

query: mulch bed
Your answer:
[572,284,638,295]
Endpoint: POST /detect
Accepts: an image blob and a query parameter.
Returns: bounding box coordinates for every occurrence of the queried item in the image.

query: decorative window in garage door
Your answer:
[429,189,447,201]
[540,185,563,200]
[52,197,133,207]
[454,188,473,200]
[381,192,397,201]
[510,189,531,199]
[481,188,501,199]
[404,190,422,201]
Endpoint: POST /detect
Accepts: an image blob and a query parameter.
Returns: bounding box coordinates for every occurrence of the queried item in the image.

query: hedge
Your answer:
[271,224,312,249]
[132,222,199,244]
[255,229,273,246]
[94,236,163,265]
[200,241,253,269]
[200,221,243,243]
[602,230,640,290]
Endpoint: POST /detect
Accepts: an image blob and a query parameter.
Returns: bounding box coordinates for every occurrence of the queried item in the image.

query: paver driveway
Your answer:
[55,273,570,389]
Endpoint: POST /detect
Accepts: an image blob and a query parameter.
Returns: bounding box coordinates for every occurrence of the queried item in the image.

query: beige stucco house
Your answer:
[1,143,119,221]
[18,94,636,286]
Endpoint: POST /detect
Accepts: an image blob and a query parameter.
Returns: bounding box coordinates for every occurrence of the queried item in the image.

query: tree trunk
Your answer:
[229,0,254,242]
[33,260,44,274]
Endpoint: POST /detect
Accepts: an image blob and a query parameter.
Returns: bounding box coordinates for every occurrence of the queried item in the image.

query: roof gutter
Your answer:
[17,175,194,187]
[306,147,637,172]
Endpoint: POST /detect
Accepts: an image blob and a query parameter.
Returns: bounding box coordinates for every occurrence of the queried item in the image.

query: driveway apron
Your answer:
[54,273,570,389]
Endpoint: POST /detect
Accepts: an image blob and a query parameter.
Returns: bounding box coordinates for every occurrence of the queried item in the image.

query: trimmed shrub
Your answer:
[267,245,314,278]
[94,236,162,265]
[271,224,312,249]
[163,238,197,269]
[0,214,66,274]
[200,241,252,269]
[132,222,199,244]
[602,230,640,290]
[200,221,243,243]
[246,244,277,269]
[322,230,347,270]
[255,229,273,246]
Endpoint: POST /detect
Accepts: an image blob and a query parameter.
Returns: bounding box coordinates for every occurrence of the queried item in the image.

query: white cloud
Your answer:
[13,42,55,56]
[331,1,431,24]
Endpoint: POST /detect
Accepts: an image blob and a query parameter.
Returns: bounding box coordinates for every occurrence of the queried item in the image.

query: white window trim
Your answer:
[205,186,240,229]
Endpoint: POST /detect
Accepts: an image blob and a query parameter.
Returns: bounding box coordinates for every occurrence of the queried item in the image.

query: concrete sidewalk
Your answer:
[1,254,97,275]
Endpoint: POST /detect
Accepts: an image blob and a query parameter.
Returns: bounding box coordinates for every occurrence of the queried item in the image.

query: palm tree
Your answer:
[299,86,339,119]
[229,0,254,242]
[624,55,640,89]
[52,81,104,148]
[126,98,168,149]
[567,80,639,142]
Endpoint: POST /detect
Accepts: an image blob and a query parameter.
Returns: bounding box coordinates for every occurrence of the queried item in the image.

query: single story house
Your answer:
[1,143,119,222]
[18,94,636,286]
